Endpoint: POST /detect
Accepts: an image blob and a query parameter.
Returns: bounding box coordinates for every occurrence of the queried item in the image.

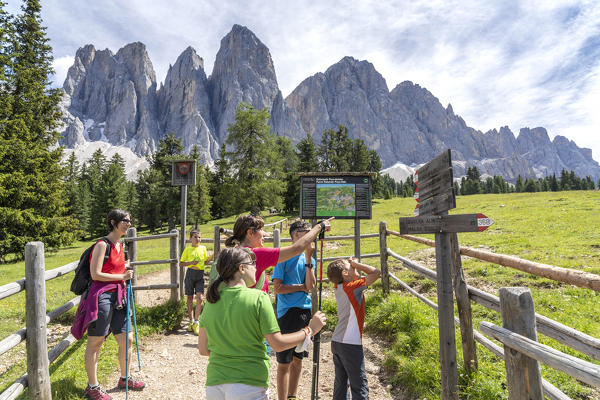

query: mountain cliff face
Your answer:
[209,24,304,143]
[61,42,160,155]
[157,47,218,164]
[58,25,600,181]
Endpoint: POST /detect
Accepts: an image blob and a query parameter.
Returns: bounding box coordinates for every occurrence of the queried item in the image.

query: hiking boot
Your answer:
[192,321,200,336]
[84,384,111,400]
[118,376,146,391]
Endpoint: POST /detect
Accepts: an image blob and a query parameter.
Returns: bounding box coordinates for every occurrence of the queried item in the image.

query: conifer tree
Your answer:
[209,144,235,218]
[276,136,299,213]
[188,145,212,226]
[0,0,76,258]
[225,103,283,214]
[297,134,319,172]
[136,133,183,231]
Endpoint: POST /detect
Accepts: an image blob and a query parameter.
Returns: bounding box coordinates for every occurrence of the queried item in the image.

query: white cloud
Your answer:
[51,55,74,88]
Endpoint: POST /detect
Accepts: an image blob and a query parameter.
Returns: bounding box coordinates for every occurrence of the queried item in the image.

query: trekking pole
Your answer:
[125,281,130,400]
[124,245,141,371]
[128,278,141,370]
[311,228,325,400]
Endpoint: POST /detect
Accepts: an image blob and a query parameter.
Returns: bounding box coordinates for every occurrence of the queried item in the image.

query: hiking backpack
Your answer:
[70,237,111,295]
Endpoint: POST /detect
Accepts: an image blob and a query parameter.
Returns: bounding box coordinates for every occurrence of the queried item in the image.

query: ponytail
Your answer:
[206,247,256,303]
[224,236,238,247]
[206,276,224,303]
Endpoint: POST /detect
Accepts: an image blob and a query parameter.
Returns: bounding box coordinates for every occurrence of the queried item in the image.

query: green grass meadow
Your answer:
[1,191,599,398]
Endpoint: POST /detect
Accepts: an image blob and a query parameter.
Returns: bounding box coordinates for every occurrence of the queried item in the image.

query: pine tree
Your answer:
[209,144,235,218]
[86,149,107,237]
[225,103,283,214]
[186,145,212,226]
[276,136,299,213]
[136,133,184,231]
[297,134,319,172]
[319,125,352,172]
[0,1,76,259]
[515,175,523,192]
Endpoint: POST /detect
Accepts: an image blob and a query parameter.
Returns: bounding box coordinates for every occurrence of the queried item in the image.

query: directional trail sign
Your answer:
[414,149,455,216]
[399,213,494,234]
[398,149,496,400]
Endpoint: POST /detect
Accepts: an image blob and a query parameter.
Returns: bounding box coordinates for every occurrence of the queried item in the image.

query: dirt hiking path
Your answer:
[105,269,398,399]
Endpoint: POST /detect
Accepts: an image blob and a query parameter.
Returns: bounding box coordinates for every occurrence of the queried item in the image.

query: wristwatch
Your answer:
[305,264,313,269]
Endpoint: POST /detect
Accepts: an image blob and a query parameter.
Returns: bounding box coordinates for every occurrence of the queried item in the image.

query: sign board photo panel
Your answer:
[299,174,373,220]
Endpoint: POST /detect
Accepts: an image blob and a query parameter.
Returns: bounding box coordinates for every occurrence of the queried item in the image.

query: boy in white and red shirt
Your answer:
[327,257,381,400]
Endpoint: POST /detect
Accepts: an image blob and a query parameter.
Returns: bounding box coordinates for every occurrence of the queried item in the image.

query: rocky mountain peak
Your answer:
[157,46,218,164]
[208,24,303,143]
[58,26,600,182]
[326,56,389,94]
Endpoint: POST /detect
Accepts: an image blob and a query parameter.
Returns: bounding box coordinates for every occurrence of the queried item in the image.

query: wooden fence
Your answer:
[0,229,180,400]
[379,222,600,400]
[2,221,599,399]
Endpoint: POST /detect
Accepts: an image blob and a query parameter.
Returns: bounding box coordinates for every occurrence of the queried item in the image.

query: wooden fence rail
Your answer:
[0,230,180,400]
[386,249,600,362]
[386,272,570,400]
[3,222,600,399]
[481,321,600,388]
[387,230,600,293]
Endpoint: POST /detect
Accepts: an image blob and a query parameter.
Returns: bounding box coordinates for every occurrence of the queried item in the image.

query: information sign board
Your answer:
[300,174,372,219]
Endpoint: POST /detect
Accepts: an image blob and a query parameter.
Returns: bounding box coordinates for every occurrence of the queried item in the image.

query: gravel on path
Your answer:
[105,269,398,399]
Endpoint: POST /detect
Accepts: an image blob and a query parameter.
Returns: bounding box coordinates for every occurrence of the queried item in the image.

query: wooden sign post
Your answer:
[400,150,494,399]
[172,159,197,255]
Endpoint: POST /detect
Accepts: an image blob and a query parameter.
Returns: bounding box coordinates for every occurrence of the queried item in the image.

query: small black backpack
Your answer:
[70,237,111,295]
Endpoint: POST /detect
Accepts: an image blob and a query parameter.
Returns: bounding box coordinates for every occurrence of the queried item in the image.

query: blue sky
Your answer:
[6,0,600,162]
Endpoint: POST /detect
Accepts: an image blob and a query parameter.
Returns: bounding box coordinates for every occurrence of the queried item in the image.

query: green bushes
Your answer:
[135,300,185,334]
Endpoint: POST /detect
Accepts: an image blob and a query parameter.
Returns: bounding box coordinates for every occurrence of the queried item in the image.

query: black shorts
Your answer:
[184,268,205,296]
[276,307,311,364]
[88,291,130,337]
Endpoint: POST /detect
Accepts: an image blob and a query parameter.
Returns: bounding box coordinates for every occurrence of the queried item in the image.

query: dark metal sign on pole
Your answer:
[172,159,197,255]
[399,149,494,399]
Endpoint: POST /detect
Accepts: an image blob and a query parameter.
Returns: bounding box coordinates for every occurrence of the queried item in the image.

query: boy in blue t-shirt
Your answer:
[272,221,316,400]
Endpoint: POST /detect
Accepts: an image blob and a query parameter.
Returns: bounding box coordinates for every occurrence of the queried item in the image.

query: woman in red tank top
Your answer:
[83,209,145,399]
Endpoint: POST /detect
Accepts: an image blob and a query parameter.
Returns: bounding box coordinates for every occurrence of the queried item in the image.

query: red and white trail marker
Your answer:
[477,214,494,231]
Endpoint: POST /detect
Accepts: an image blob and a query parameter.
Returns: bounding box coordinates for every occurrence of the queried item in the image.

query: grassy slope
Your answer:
[1,191,599,398]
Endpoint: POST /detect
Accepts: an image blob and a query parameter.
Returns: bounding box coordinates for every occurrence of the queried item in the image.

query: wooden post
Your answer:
[273,228,281,249]
[170,229,180,302]
[25,242,51,400]
[354,219,361,262]
[499,287,544,400]
[127,227,138,303]
[213,225,221,261]
[435,232,458,400]
[450,232,477,374]
[379,221,389,296]
[180,185,187,256]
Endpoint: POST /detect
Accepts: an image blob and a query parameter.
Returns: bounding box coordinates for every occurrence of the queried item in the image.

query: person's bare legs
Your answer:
[194,293,204,319]
[85,336,105,385]
[276,362,291,400]
[115,332,133,377]
[186,295,194,321]
[288,356,303,397]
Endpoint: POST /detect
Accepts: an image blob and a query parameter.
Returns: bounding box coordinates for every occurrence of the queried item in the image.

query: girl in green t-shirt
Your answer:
[198,247,326,399]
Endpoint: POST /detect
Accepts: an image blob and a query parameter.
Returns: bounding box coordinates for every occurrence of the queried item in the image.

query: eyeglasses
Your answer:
[240,260,256,267]
[121,219,132,224]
